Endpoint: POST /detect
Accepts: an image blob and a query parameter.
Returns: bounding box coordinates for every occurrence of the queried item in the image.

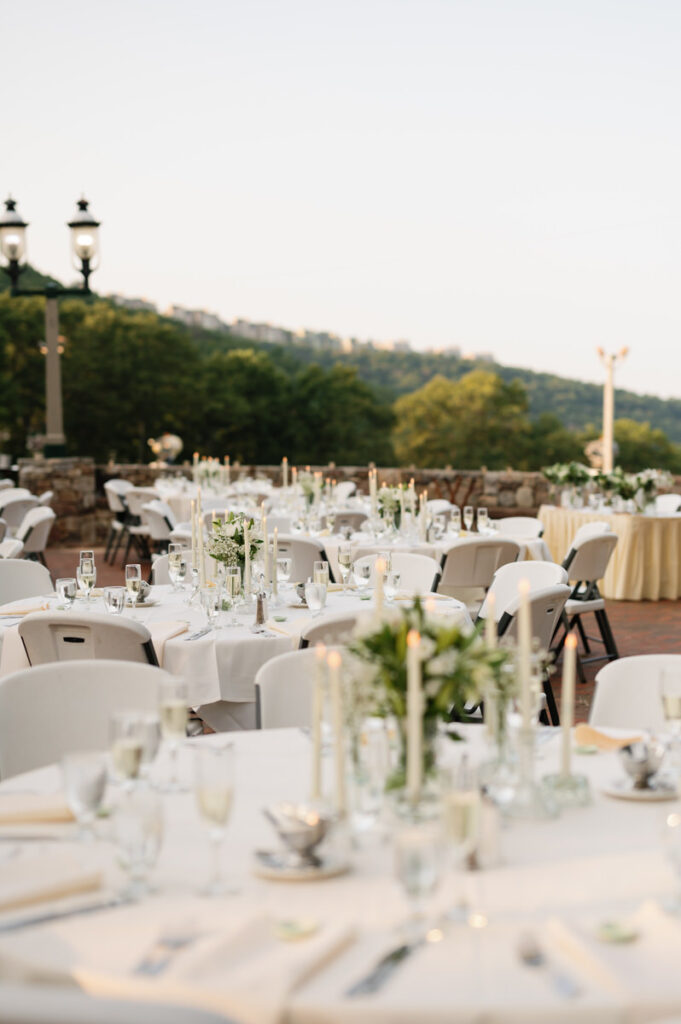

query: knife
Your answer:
[345,938,424,997]
[0,894,134,933]
[184,627,211,641]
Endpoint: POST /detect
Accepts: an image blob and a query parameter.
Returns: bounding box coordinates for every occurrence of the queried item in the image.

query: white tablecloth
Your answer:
[0,727,680,1022]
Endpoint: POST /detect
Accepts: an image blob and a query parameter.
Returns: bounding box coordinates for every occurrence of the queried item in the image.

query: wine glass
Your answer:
[338,544,353,595]
[77,556,96,604]
[661,669,681,774]
[353,560,372,594]
[159,679,188,792]
[56,577,77,610]
[384,570,401,603]
[394,821,444,943]
[114,789,164,900]
[463,506,474,532]
[167,543,185,591]
[304,580,327,617]
[224,566,242,626]
[138,712,162,778]
[194,743,237,896]
[276,556,292,591]
[125,564,142,616]
[442,757,481,922]
[103,586,125,614]
[200,585,219,630]
[109,711,146,789]
[477,508,489,533]
[313,560,330,586]
[449,507,461,535]
[61,752,107,841]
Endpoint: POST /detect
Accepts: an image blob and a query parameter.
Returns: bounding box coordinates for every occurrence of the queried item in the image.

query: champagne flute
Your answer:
[477,507,489,533]
[313,560,330,586]
[56,577,77,610]
[114,789,164,900]
[125,564,142,617]
[394,822,444,943]
[225,566,242,626]
[110,711,146,789]
[159,679,188,792]
[276,556,292,591]
[194,743,237,896]
[167,543,184,591]
[353,560,372,593]
[200,585,219,630]
[77,557,96,604]
[442,757,481,922]
[103,586,125,614]
[338,543,353,595]
[449,507,461,535]
[463,506,474,533]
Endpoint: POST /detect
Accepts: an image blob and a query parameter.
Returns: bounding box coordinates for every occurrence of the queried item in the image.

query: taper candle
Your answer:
[561,634,577,776]
[311,643,326,800]
[517,579,532,729]
[406,630,423,804]
[327,650,346,814]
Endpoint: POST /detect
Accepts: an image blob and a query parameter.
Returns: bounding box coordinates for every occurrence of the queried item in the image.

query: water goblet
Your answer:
[384,570,401,603]
[661,668,681,776]
[276,556,292,591]
[103,586,125,615]
[77,558,96,604]
[61,752,107,841]
[125,563,142,616]
[353,560,372,593]
[313,560,330,586]
[477,507,489,533]
[159,679,188,792]
[56,577,77,610]
[463,506,474,532]
[394,821,444,943]
[304,580,327,617]
[449,507,462,534]
[442,757,481,922]
[167,543,185,591]
[200,585,220,630]
[110,711,146,789]
[225,566,242,626]
[114,789,164,900]
[194,743,237,896]
[338,544,353,595]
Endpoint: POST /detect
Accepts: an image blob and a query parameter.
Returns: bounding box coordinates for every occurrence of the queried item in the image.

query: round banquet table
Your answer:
[538,504,681,601]
[0,726,680,1022]
[0,586,471,732]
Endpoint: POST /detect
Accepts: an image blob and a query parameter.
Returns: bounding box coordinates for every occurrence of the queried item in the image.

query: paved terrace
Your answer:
[42,547,681,724]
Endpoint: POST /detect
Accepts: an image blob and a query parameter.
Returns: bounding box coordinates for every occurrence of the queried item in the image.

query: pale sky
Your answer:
[4,0,681,399]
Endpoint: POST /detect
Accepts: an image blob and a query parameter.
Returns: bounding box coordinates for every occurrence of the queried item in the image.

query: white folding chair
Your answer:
[590,655,681,730]
[495,516,544,539]
[121,487,157,561]
[323,510,368,533]
[655,494,681,514]
[0,538,24,559]
[15,506,56,565]
[275,534,335,583]
[437,538,521,603]
[387,551,441,594]
[0,479,14,491]
[152,549,193,585]
[427,499,453,518]
[0,559,52,603]
[0,984,232,1024]
[142,499,176,552]
[554,532,620,679]
[19,612,159,667]
[255,647,342,729]
[0,487,31,507]
[0,496,39,535]
[334,481,356,502]
[478,560,568,623]
[103,478,134,564]
[38,489,54,507]
[0,659,173,778]
[299,613,360,649]
[0,517,6,542]
[570,521,612,546]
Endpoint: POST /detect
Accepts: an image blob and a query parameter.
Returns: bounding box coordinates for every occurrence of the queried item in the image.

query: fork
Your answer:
[133,925,202,976]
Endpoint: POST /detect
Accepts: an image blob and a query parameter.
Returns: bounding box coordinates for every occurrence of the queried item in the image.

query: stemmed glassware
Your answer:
[114,789,164,900]
[394,821,444,943]
[61,752,108,841]
[313,560,330,586]
[77,552,96,604]
[660,669,681,775]
[463,506,474,533]
[304,580,327,617]
[449,507,462,535]
[338,544,353,595]
[353,560,372,594]
[384,570,401,603]
[194,743,237,896]
[276,557,292,592]
[103,586,125,614]
[477,507,489,533]
[442,757,481,922]
[200,585,220,630]
[167,543,186,591]
[110,711,146,790]
[158,679,188,792]
[125,564,142,616]
[224,566,242,626]
[56,577,77,610]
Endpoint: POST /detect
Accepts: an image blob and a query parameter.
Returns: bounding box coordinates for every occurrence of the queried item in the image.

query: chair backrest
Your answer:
[0,517,6,542]
[0,496,39,530]
[263,514,292,534]
[479,560,568,621]
[655,493,681,514]
[0,559,52,603]
[38,490,54,507]
[427,499,453,516]
[334,481,356,502]
[299,613,360,649]
[142,500,176,540]
[0,659,172,778]
[0,479,14,491]
[498,583,571,649]
[0,538,24,559]
[19,612,158,667]
[152,549,193,585]
[0,983,232,1024]
[590,654,681,729]
[0,487,31,508]
[275,535,333,583]
[438,538,520,591]
[386,551,441,594]
[325,511,368,533]
[568,521,612,549]
[15,506,56,552]
[125,487,159,517]
[104,478,134,514]
[495,516,544,539]
[563,533,618,585]
[255,647,343,729]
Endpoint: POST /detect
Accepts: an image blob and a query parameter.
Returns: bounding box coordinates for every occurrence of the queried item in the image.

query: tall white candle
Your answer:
[244,519,251,597]
[272,527,279,597]
[282,457,288,488]
[517,579,532,729]
[327,651,346,815]
[561,634,577,777]
[262,512,269,584]
[292,466,298,490]
[190,499,197,570]
[406,630,423,804]
[399,485,406,532]
[374,557,386,617]
[485,592,497,649]
[196,488,205,586]
[311,644,326,800]
[224,455,230,485]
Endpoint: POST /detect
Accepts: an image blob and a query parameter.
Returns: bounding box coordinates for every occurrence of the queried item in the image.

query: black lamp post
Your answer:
[0,196,101,457]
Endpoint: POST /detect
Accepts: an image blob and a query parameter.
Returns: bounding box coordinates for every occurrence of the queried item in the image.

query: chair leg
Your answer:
[104,525,115,563]
[575,615,591,653]
[542,672,560,726]
[595,608,619,660]
[112,527,126,564]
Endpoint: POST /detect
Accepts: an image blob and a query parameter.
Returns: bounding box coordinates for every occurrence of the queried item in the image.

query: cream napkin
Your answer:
[327,582,358,592]
[0,603,50,617]
[0,793,74,825]
[0,852,101,914]
[573,723,642,752]
[148,621,189,665]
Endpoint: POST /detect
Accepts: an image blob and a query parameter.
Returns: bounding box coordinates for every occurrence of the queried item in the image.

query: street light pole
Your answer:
[596,347,629,473]
[0,196,101,457]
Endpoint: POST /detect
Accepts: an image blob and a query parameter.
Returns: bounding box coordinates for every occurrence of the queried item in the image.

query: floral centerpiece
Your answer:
[542,461,592,509]
[207,512,262,571]
[348,599,512,789]
[634,468,673,510]
[377,486,401,530]
[298,470,316,506]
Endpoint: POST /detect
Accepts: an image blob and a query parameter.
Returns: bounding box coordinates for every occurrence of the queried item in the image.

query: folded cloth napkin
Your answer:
[573,723,642,751]
[0,793,74,825]
[0,851,101,914]
[327,583,358,592]
[148,621,189,665]
[0,603,50,617]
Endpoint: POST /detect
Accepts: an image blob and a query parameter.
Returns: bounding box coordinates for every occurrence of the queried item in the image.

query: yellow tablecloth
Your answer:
[538,504,681,601]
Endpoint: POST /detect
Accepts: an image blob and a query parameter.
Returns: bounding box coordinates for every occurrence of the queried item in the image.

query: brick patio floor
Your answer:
[41,547,681,724]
